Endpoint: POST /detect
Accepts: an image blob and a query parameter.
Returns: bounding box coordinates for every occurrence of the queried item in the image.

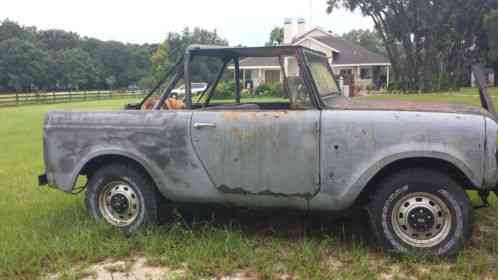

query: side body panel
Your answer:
[43,109,493,212]
[190,110,320,209]
[310,110,487,211]
[43,110,220,203]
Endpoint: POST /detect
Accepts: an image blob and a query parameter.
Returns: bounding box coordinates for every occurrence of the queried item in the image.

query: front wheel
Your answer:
[85,164,160,233]
[367,168,473,256]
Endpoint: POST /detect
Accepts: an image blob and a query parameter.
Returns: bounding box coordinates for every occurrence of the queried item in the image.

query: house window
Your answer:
[265,70,281,84]
[244,70,252,80]
[340,69,352,77]
[360,67,373,79]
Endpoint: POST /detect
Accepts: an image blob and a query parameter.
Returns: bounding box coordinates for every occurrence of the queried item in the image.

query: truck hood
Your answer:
[325,97,494,118]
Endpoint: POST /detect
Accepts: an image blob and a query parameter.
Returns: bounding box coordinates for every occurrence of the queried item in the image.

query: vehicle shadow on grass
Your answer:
[153,205,498,278]
[159,204,376,247]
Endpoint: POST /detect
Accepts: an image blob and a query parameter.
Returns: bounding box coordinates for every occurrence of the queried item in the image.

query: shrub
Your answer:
[268,83,283,97]
[255,84,272,96]
[255,83,283,97]
[212,80,236,100]
[388,80,410,92]
[366,84,374,93]
[240,89,254,98]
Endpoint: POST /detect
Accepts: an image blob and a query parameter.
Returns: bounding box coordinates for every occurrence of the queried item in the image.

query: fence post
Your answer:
[16,93,19,106]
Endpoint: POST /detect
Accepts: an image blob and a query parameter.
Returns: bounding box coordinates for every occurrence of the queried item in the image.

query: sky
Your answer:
[1,0,374,46]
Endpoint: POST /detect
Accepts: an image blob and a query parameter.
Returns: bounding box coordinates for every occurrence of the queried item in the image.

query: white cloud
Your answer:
[1,0,373,46]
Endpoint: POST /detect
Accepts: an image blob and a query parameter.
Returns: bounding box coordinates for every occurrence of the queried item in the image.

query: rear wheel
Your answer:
[85,164,160,233]
[367,168,473,256]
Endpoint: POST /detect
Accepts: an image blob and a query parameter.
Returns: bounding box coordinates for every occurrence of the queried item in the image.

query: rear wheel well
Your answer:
[355,157,475,206]
[80,155,155,187]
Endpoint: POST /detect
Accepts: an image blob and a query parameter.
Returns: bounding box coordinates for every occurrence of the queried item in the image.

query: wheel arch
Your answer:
[72,151,163,194]
[355,156,477,206]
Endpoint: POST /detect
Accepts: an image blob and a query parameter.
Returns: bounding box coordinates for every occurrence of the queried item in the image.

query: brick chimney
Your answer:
[297,18,306,37]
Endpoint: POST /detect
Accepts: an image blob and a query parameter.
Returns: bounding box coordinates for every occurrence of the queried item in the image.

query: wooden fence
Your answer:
[0,90,146,107]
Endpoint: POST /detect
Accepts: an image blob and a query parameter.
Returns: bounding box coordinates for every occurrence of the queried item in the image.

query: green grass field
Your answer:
[1,94,498,279]
[381,87,498,96]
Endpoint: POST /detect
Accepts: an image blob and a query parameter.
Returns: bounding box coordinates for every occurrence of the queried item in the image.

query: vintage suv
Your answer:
[39,45,498,256]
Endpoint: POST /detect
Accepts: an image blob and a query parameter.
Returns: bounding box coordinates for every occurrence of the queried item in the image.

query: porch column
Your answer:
[234,57,241,103]
[386,65,390,89]
[242,69,246,87]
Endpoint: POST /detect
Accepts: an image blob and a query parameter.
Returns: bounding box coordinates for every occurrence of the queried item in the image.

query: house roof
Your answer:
[238,30,390,68]
[313,36,390,65]
[291,27,332,44]
[238,56,281,68]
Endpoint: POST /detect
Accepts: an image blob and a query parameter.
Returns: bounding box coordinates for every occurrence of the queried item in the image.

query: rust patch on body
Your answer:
[217,184,313,198]
[222,111,241,121]
[223,111,293,123]
[230,127,242,138]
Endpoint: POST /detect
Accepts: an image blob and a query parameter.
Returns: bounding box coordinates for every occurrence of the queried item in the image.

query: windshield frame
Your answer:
[302,49,342,102]
[135,45,333,110]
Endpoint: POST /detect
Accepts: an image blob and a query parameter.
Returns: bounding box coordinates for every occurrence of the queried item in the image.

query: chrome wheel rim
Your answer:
[98,181,140,227]
[391,191,452,248]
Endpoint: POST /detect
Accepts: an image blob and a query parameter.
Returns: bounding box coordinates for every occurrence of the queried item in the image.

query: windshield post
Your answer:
[204,57,230,107]
[153,71,183,110]
[296,48,323,109]
[184,51,192,109]
[301,49,342,108]
[137,58,183,109]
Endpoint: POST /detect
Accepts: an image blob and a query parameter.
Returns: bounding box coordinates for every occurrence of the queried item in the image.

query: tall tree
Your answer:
[266,27,284,46]
[341,29,385,55]
[0,20,159,92]
[140,27,228,87]
[37,29,80,52]
[0,20,229,92]
[327,0,498,91]
[484,9,498,86]
[0,19,36,42]
[57,48,101,90]
[0,38,51,91]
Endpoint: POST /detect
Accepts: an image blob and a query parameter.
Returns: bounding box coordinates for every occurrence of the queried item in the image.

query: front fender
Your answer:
[314,110,486,211]
[311,151,478,211]
[311,150,479,211]
[348,150,479,200]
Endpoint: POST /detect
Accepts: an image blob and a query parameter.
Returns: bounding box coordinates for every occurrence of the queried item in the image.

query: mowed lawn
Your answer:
[1,93,498,279]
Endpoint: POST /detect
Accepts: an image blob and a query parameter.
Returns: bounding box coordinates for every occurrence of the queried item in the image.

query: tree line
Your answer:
[327,0,498,92]
[0,20,227,93]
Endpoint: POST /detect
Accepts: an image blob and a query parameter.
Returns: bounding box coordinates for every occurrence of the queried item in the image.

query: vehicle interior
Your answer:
[129,45,341,112]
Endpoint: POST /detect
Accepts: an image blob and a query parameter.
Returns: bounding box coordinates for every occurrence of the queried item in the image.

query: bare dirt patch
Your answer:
[46,257,291,280]
[47,257,185,280]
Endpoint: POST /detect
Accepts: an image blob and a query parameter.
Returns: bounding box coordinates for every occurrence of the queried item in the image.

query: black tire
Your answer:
[85,163,160,233]
[367,168,473,256]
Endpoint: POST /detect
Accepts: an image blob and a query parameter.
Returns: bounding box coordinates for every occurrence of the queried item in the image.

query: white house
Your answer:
[238,19,391,91]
